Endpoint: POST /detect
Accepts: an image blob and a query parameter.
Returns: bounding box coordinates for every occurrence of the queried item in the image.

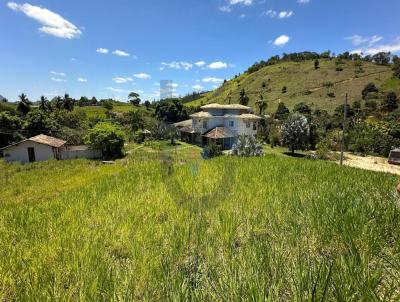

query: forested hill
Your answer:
[187,56,400,113]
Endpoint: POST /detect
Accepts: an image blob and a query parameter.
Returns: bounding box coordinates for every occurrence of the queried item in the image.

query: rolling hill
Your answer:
[187,59,400,113]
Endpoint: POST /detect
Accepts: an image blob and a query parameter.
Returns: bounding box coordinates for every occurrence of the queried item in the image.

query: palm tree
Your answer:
[256,94,267,115]
[128,92,141,106]
[53,96,63,110]
[16,93,31,115]
[39,96,51,112]
[63,93,74,111]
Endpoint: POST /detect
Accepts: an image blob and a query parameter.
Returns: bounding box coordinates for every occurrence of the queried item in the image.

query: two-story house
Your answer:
[178,103,262,149]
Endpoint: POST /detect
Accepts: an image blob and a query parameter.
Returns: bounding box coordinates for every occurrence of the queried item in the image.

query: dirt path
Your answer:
[337,153,400,175]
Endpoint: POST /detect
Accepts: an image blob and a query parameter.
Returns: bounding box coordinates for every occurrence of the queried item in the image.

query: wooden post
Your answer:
[340,94,348,166]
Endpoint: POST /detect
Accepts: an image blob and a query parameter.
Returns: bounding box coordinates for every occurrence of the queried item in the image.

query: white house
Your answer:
[178,103,262,149]
[1,134,101,163]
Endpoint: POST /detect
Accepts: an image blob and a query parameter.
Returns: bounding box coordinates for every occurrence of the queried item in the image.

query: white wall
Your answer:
[61,148,102,160]
[3,141,56,163]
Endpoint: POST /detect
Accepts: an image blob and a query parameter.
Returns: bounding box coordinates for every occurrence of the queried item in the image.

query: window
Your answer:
[246,121,251,128]
[203,120,208,129]
[229,121,234,127]
[253,122,257,130]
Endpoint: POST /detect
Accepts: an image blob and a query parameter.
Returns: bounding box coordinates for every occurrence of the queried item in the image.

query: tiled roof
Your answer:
[203,127,235,139]
[29,134,66,147]
[179,125,195,133]
[190,111,213,118]
[173,119,192,127]
[224,113,262,120]
[200,103,251,110]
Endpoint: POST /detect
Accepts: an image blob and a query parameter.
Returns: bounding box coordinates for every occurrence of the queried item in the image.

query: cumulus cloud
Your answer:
[112,77,133,84]
[202,77,224,83]
[161,61,193,70]
[112,50,130,57]
[96,48,109,54]
[298,0,310,4]
[274,35,290,46]
[208,61,228,69]
[346,35,382,47]
[77,78,87,82]
[7,2,82,39]
[134,73,151,80]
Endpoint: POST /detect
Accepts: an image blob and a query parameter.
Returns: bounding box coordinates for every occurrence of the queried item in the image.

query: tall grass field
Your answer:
[0,155,399,301]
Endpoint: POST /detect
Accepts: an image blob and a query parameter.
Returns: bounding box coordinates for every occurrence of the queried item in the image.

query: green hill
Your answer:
[188,59,400,113]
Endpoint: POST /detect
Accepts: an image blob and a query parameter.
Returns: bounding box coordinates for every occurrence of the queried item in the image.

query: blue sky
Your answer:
[1,0,400,102]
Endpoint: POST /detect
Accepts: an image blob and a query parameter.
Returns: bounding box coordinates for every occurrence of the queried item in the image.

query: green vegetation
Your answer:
[187,58,399,113]
[0,152,399,300]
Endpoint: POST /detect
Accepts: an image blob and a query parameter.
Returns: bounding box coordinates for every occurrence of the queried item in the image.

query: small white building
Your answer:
[1,134,101,163]
[178,103,262,149]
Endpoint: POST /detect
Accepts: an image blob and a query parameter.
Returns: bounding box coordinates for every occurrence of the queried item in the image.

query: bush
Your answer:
[281,113,310,154]
[201,143,222,159]
[85,122,125,159]
[133,129,145,144]
[232,135,264,157]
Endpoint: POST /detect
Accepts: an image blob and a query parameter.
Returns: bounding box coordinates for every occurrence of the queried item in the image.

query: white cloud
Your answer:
[229,0,253,5]
[7,2,82,39]
[51,77,66,82]
[134,73,151,80]
[264,10,293,19]
[192,85,204,91]
[219,5,232,13]
[208,61,228,69]
[298,0,310,4]
[278,11,293,18]
[161,61,193,70]
[202,77,224,84]
[219,0,253,13]
[106,87,130,93]
[112,50,130,57]
[50,71,65,76]
[351,37,400,55]
[77,78,87,82]
[274,35,290,46]
[70,58,76,61]
[96,48,109,54]
[264,10,277,17]
[195,61,206,67]
[239,14,246,18]
[346,35,382,47]
[112,77,133,84]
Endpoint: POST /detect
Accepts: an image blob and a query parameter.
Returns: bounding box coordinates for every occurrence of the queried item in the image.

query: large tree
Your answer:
[281,113,310,154]
[16,93,31,115]
[128,92,141,106]
[274,102,290,120]
[38,96,51,113]
[381,92,398,111]
[238,89,249,106]
[255,94,267,115]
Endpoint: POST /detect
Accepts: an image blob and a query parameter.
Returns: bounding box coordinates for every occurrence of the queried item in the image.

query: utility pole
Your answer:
[340,93,348,165]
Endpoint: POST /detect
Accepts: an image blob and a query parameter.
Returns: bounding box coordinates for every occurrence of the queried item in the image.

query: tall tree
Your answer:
[255,94,267,115]
[128,92,141,106]
[38,96,51,112]
[274,102,290,120]
[16,93,31,115]
[281,113,310,154]
[238,89,249,106]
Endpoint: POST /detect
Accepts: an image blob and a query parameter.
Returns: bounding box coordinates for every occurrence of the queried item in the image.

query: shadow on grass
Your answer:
[283,152,306,158]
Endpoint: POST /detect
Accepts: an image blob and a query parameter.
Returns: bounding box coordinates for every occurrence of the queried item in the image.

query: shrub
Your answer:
[201,143,222,159]
[85,122,125,159]
[362,83,378,100]
[282,86,287,94]
[281,113,310,154]
[232,135,264,157]
[133,129,146,144]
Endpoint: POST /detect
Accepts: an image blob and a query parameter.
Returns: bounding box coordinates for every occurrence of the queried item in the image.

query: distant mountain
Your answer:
[186,58,400,113]
[0,95,5,101]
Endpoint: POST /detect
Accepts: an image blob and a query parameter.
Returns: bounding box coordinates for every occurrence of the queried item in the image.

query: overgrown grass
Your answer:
[0,155,399,301]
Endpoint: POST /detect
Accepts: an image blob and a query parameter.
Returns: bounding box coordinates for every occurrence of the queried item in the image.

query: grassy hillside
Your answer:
[1,151,399,300]
[188,59,399,113]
